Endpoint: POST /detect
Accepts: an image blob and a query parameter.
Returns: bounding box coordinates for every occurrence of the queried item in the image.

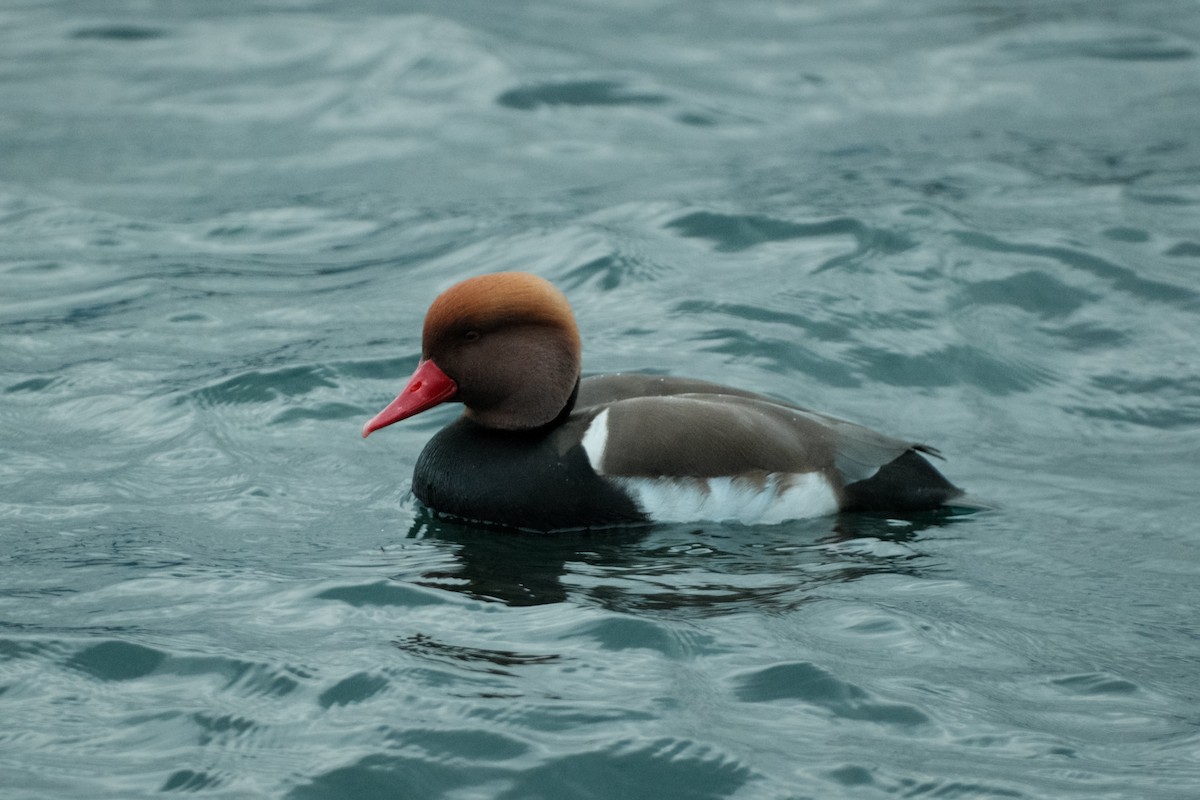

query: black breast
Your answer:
[411,416,646,532]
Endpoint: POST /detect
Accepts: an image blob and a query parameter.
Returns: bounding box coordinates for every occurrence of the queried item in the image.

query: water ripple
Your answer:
[497,79,670,110]
[666,211,917,267]
[953,230,1198,307]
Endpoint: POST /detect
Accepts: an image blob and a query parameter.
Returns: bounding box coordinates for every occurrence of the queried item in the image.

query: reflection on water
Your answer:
[392,632,562,676]
[402,507,975,611]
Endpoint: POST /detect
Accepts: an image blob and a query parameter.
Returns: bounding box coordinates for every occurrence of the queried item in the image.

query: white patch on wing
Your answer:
[580,409,610,472]
[613,472,839,524]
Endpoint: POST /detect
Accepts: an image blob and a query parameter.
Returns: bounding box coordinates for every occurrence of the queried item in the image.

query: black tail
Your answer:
[841,449,963,513]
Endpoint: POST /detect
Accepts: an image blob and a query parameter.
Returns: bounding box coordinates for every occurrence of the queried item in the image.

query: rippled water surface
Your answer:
[4,1,1200,798]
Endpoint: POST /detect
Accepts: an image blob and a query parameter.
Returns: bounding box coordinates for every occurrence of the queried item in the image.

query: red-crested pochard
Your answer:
[363,272,961,531]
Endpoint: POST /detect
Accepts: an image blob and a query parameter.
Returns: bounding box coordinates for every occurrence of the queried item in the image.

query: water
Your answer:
[3,1,1199,797]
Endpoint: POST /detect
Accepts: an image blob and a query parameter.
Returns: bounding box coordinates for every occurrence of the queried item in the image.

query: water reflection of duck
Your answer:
[403,507,969,610]
[364,272,961,532]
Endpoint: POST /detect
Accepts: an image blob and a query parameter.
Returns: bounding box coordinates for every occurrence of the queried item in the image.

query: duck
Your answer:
[362,272,962,531]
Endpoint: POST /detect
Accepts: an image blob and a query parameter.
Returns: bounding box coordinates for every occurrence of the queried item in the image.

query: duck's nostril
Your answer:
[409,382,423,392]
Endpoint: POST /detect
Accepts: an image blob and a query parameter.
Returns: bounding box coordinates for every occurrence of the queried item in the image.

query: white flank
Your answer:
[614,472,839,525]
[580,409,610,472]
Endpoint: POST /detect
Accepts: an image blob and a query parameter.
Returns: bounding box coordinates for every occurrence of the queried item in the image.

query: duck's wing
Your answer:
[581,391,918,485]
[799,409,928,484]
[578,373,779,407]
[580,374,939,480]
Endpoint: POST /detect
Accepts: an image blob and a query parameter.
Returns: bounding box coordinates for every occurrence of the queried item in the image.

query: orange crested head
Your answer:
[421,271,581,361]
[364,272,585,435]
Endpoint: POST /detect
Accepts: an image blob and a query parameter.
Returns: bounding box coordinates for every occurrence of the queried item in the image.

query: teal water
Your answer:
[3,1,1200,797]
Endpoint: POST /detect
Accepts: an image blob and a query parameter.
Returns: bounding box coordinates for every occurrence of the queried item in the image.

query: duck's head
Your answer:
[362,272,582,436]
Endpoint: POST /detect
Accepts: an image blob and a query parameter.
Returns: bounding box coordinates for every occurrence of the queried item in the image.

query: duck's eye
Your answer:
[463,330,481,342]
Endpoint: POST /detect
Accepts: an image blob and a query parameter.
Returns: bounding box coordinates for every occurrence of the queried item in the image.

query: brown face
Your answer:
[425,321,572,414]
[362,272,583,436]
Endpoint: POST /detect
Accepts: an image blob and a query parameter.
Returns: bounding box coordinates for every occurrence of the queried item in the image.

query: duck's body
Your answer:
[363,273,961,531]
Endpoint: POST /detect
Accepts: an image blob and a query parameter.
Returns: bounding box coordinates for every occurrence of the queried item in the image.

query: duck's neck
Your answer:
[463,375,580,431]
